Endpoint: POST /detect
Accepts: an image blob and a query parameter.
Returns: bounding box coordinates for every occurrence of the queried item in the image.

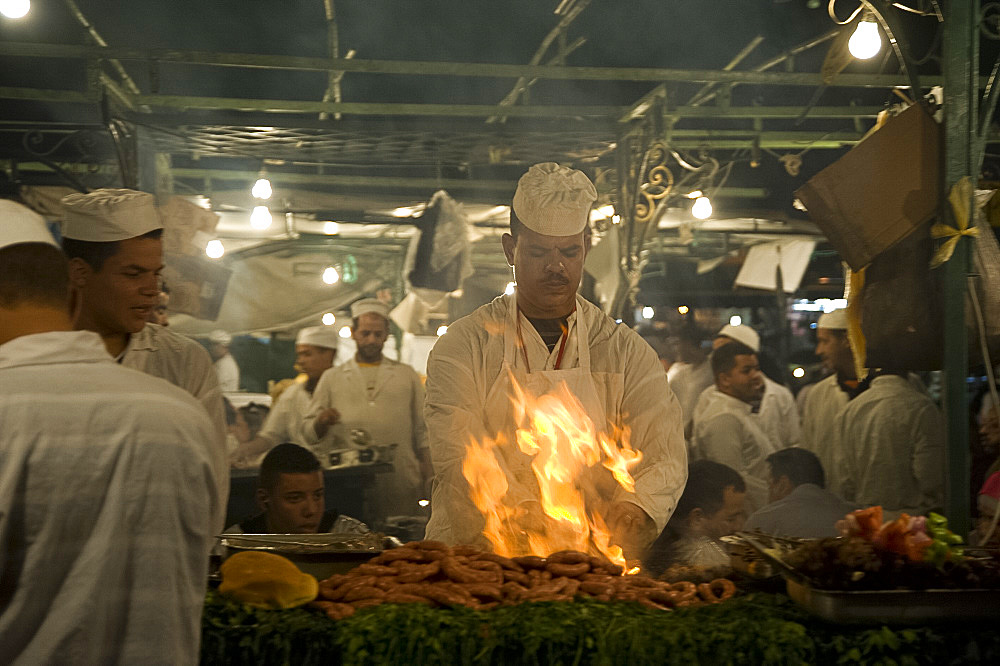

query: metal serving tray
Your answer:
[218,533,383,580]
[785,577,1000,624]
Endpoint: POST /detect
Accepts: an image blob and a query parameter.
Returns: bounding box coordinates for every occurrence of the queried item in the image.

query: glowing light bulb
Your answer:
[418,499,430,507]
[323,221,340,235]
[322,266,340,285]
[641,306,654,320]
[436,325,448,336]
[730,315,742,327]
[322,312,336,326]
[677,305,690,315]
[250,205,272,230]
[792,367,806,379]
[0,0,30,19]
[611,214,621,224]
[251,177,272,200]
[338,326,352,339]
[205,239,224,259]
[848,19,881,60]
[691,196,713,220]
[504,281,516,295]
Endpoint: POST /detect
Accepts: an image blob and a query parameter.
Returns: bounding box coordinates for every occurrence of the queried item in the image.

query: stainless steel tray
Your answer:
[786,577,1000,624]
[219,532,382,554]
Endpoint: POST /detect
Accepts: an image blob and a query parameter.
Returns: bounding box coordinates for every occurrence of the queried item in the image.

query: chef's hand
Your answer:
[606,501,656,564]
[313,408,341,438]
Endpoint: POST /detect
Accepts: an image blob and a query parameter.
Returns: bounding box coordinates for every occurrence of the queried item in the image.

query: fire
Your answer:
[462,373,643,570]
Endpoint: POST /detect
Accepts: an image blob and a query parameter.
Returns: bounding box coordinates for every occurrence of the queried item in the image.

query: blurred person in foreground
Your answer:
[744,447,857,538]
[225,444,368,535]
[230,325,339,467]
[0,201,220,664]
[422,162,686,561]
[643,460,747,575]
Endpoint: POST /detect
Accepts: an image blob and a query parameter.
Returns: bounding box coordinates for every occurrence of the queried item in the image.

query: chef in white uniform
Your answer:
[208,329,240,391]
[422,163,687,558]
[303,299,430,523]
[230,325,339,466]
[0,201,219,665]
[60,188,228,517]
[799,308,855,491]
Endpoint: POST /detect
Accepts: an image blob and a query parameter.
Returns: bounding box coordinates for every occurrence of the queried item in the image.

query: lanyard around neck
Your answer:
[515,308,571,374]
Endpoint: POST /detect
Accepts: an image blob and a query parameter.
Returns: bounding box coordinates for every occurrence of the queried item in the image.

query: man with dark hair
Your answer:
[0,200,220,664]
[60,188,228,521]
[744,448,857,538]
[226,444,368,535]
[691,341,778,510]
[643,460,747,574]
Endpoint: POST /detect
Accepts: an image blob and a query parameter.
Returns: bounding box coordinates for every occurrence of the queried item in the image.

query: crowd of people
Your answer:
[2,165,999,663]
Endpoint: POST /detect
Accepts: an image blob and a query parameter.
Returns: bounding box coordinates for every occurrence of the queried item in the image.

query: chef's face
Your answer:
[692,486,747,540]
[296,343,335,381]
[352,313,389,363]
[718,353,765,404]
[70,236,163,336]
[501,223,589,318]
[259,471,325,534]
[815,328,853,375]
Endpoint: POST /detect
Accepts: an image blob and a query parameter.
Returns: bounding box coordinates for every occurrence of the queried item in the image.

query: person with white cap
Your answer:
[59,188,228,515]
[0,200,220,664]
[208,329,240,391]
[422,162,687,561]
[229,325,340,466]
[691,340,779,510]
[303,298,430,525]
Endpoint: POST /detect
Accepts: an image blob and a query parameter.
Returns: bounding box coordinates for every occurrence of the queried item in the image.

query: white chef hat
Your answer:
[209,330,232,345]
[295,325,339,350]
[60,188,162,242]
[512,162,597,236]
[817,308,849,330]
[0,200,58,251]
[351,298,390,320]
[716,323,760,353]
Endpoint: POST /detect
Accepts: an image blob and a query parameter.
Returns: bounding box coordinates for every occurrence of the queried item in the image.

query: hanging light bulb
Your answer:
[436,325,449,337]
[641,306,654,320]
[730,315,742,327]
[205,239,225,259]
[504,281,516,296]
[323,221,340,235]
[338,325,352,339]
[322,312,336,326]
[322,266,340,285]
[251,175,272,200]
[848,16,882,60]
[677,305,690,315]
[691,196,713,220]
[250,205,272,230]
[0,0,30,19]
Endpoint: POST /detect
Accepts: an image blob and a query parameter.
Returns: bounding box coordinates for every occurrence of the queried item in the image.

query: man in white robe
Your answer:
[422,163,687,559]
[0,202,219,665]
[208,329,240,391]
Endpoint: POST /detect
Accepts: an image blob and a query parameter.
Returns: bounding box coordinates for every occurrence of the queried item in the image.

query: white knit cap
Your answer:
[0,200,58,250]
[716,323,760,352]
[512,162,597,236]
[296,325,339,350]
[60,188,162,241]
[209,330,232,345]
[351,298,390,320]
[817,308,849,330]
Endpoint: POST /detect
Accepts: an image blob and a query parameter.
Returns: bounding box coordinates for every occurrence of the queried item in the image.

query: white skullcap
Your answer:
[296,325,339,350]
[60,188,162,242]
[716,323,760,353]
[351,298,390,320]
[817,308,849,330]
[0,200,58,251]
[512,162,597,236]
[209,330,232,345]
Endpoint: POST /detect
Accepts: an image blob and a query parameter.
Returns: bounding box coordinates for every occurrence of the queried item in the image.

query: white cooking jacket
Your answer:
[0,331,219,665]
[691,387,781,510]
[119,323,228,519]
[832,374,945,515]
[423,293,687,546]
[258,380,312,448]
[303,357,428,520]
[759,377,801,448]
[800,374,850,490]
[668,360,713,433]
[213,353,240,392]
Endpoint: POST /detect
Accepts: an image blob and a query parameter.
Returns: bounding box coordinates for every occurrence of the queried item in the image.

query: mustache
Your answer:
[543,276,570,286]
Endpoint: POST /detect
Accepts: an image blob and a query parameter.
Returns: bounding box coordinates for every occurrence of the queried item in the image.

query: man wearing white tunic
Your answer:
[60,189,228,516]
[303,299,430,524]
[230,325,339,466]
[691,341,779,510]
[0,202,219,665]
[422,163,687,558]
[209,329,240,391]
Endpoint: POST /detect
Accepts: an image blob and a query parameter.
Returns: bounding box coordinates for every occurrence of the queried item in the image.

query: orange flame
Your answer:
[462,374,643,569]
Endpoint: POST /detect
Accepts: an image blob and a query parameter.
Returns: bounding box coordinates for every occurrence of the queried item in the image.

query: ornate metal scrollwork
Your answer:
[20,127,120,191]
[633,141,674,224]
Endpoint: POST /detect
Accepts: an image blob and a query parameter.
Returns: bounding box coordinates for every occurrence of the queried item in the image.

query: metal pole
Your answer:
[941,0,978,536]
